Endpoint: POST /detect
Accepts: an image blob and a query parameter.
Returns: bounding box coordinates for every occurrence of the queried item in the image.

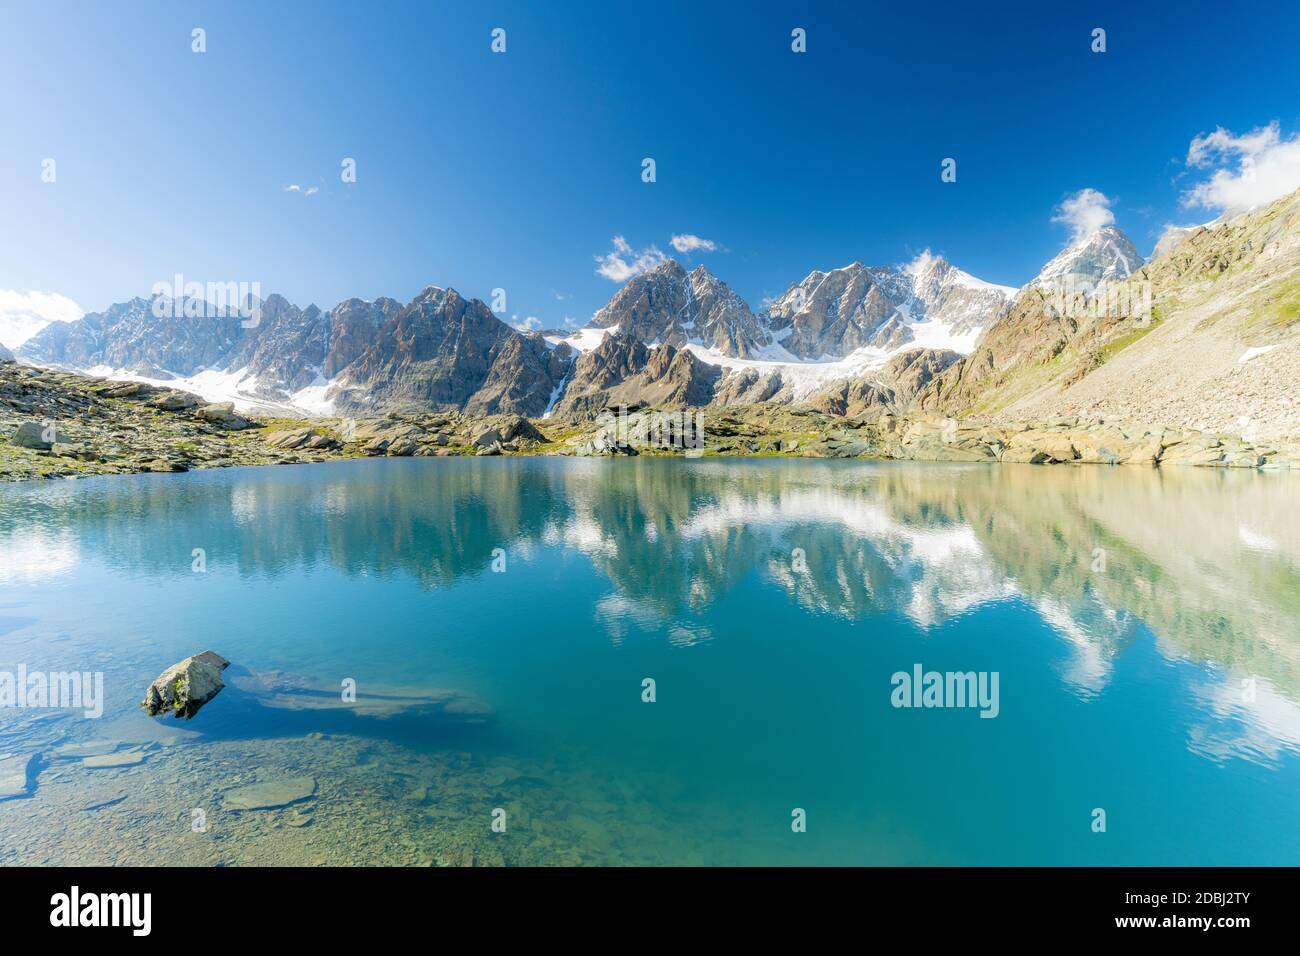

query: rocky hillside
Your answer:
[323,297,404,377]
[918,187,1300,440]
[0,361,341,479]
[221,294,328,397]
[807,347,961,417]
[547,332,720,420]
[5,355,1298,482]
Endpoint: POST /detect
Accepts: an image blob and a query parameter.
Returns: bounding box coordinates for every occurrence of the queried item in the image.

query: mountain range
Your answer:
[11,187,1300,438]
[8,243,1029,417]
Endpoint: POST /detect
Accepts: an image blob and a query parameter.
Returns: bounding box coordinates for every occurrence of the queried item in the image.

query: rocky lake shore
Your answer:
[3,360,1298,482]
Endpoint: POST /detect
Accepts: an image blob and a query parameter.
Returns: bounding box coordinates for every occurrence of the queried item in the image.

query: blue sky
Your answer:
[2,0,1299,331]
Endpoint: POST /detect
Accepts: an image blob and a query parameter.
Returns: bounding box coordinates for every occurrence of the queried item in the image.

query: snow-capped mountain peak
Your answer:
[902,251,1017,337]
[759,254,1013,361]
[904,249,1016,298]
[1029,225,1145,293]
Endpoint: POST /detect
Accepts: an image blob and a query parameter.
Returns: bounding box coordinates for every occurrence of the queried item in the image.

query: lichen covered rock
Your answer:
[140,650,231,719]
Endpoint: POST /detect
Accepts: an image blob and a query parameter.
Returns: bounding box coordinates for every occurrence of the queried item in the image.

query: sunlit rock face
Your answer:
[588,260,771,358]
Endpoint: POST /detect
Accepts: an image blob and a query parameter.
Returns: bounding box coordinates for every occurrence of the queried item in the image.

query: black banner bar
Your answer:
[2,866,1289,941]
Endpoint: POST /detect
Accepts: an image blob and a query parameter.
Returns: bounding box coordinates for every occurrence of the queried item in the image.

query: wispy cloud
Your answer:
[0,289,84,348]
[1052,188,1116,240]
[595,236,667,281]
[284,184,319,196]
[670,233,718,254]
[512,315,543,332]
[1182,121,1300,214]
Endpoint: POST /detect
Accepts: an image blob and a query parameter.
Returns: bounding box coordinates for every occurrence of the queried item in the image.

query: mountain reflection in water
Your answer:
[1,458,1297,865]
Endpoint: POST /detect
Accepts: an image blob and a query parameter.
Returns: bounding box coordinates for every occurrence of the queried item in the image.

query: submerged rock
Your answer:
[83,749,149,769]
[226,667,493,723]
[52,739,122,759]
[222,775,316,811]
[140,650,231,719]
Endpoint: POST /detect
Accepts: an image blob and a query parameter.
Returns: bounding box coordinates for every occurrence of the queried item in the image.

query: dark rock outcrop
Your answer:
[333,288,569,417]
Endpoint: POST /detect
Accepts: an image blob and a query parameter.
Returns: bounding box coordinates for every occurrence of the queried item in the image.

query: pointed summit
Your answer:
[903,251,1017,338]
[589,259,769,357]
[1029,225,1144,293]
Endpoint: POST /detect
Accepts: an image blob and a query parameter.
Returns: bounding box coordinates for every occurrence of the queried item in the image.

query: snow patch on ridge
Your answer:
[903,250,1017,298]
[684,296,987,402]
[84,364,338,415]
[684,342,892,401]
[546,326,618,352]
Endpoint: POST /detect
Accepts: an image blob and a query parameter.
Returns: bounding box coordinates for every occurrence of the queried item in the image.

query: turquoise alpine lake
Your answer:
[0,457,1297,865]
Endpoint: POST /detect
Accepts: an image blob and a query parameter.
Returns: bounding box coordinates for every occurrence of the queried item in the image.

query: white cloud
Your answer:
[595,236,668,281]
[1052,188,1116,240]
[670,233,718,254]
[1182,121,1300,214]
[512,315,543,332]
[284,184,318,196]
[902,248,939,277]
[0,289,84,348]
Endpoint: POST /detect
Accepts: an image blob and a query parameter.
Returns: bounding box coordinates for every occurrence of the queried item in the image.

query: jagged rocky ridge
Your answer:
[588,253,1016,362]
[587,260,771,357]
[759,254,1013,359]
[17,252,1018,420]
[20,287,573,418]
[14,188,1300,441]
